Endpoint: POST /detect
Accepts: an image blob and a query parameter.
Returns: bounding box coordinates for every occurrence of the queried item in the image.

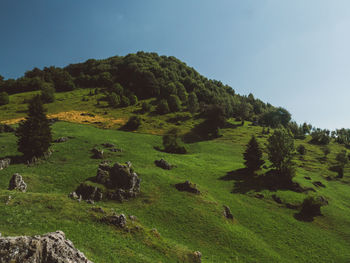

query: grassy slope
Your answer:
[0,91,350,262]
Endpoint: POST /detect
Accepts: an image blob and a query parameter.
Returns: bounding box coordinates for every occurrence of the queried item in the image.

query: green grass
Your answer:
[1,90,350,262]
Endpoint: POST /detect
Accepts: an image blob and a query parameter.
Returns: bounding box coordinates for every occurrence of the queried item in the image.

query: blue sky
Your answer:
[0,0,349,129]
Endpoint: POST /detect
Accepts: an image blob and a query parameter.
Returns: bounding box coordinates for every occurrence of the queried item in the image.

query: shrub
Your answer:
[299,196,324,218]
[297,145,306,155]
[108,92,121,108]
[129,94,138,105]
[124,116,141,131]
[142,101,151,112]
[243,135,265,172]
[0,92,9,105]
[168,94,182,112]
[157,99,170,114]
[162,128,187,154]
[120,96,130,107]
[40,85,55,103]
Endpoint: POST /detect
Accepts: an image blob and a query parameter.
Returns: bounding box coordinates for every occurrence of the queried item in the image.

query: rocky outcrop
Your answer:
[8,173,27,192]
[0,230,93,263]
[0,158,10,170]
[155,159,173,170]
[75,183,103,202]
[175,181,200,194]
[102,214,127,228]
[91,148,104,159]
[223,205,233,219]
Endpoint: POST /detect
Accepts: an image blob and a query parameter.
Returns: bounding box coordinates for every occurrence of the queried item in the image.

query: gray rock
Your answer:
[155,158,173,170]
[86,200,95,204]
[54,137,68,143]
[75,183,103,202]
[223,205,234,219]
[0,230,93,263]
[91,148,104,159]
[68,191,78,199]
[175,181,200,194]
[0,158,11,170]
[193,251,202,263]
[102,214,127,228]
[8,173,27,192]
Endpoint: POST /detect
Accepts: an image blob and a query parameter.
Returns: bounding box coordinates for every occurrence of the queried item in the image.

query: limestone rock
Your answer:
[101,142,115,148]
[91,148,104,159]
[0,158,10,170]
[193,251,202,263]
[175,181,200,194]
[8,173,27,192]
[54,137,68,143]
[155,158,173,170]
[102,214,127,228]
[0,230,93,263]
[75,183,103,201]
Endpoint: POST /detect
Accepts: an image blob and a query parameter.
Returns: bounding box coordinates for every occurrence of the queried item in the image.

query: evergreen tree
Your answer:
[243,135,265,172]
[16,96,52,159]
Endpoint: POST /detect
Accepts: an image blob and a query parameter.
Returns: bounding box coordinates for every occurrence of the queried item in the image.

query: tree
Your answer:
[0,92,9,105]
[162,128,187,154]
[168,94,182,112]
[187,92,199,114]
[108,92,121,108]
[237,101,253,123]
[157,99,170,114]
[142,101,151,112]
[201,104,226,138]
[267,129,295,180]
[40,85,55,103]
[15,96,52,159]
[243,135,265,172]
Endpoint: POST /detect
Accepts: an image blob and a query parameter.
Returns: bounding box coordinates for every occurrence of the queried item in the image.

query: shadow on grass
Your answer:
[221,168,311,194]
[293,212,316,222]
[0,155,25,165]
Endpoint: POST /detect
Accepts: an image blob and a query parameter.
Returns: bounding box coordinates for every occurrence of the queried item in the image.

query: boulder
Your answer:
[0,158,10,170]
[8,173,27,192]
[175,181,200,194]
[68,191,79,199]
[223,205,234,219]
[75,183,103,201]
[193,251,202,263]
[91,148,104,159]
[54,137,68,143]
[102,214,127,228]
[0,230,93,263]
[154,158,173,170]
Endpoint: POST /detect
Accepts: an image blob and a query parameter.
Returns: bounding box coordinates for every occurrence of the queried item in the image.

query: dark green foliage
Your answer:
[260,107,291,128]
[15,96,52,159]
[108,92,121,108]
[51,68,76,91]
[110,83,124,95]
[0,92,9,105]
[310,129,330,145]
[336,150,348,167]
[187,92,199,114]
[236,101,253,122]
[299,196,324,219]
[201,104,226,138]
[243,135,265,172]
[128,94,138,105]
[162,128,187,154]
[322,147,331,157]
[40,85,55,103]
[124,116,141,131]
[267,129,295,180]
[334,128,350,146]
[120,96,130,107]
[142,101,151,112]
[168,94,182,112]
[157,99,170,114]
[288,121,306,139]
[297,145,306,155]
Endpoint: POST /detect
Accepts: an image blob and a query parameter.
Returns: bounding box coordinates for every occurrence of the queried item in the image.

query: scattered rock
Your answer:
[101,143,115,148]
[285,203,299,210]
[102,214,127,228]
[155,158,173,170]
[68,191,79,200]
[254,193,264,199]
[109,148,123,152]
[5,195,11,205]
[129,215,137,221]
[54,137,68,143]
[75,183,103,201]
[272,194,282,204]
[0,230,93,263]
[304,176,311,180]
[91,148,104,159]
[8,173,27,192]
[193,251,202,263]
[223,205,234,219]
[86,199,95,204]
[0,158,10,170]
[318,196,329,205]
[313,181,326,188]
[175,181,200,194]
[151,228,160,237]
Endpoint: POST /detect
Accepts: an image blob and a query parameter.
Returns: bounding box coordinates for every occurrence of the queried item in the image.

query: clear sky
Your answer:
[0,0,349,129]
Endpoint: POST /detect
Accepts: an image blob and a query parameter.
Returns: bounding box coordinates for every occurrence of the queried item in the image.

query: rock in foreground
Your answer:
[175,181,200,194]
[0,230,93,263]
[8,173,27,192]
[0,158,10,170]
[155,158,173,170]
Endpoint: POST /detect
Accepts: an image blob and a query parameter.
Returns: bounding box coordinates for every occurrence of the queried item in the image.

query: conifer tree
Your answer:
[243,135,264,172]
[16,96,52,159]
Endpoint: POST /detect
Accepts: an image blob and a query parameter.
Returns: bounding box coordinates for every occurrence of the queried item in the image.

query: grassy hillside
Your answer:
[1,90,350,263]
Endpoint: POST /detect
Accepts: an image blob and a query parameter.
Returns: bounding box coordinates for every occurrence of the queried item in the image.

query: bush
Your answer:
[243,135,265,172]
[142,101,151,112]
[162,128,187,154]
[0,92,9,105]
[297,145,306,155]
[124,116,141,131]
[299,196,324,218]
[129,94,138,105]
[120,96,130,107]
[157,99,170,114]
[108,92,121,108]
